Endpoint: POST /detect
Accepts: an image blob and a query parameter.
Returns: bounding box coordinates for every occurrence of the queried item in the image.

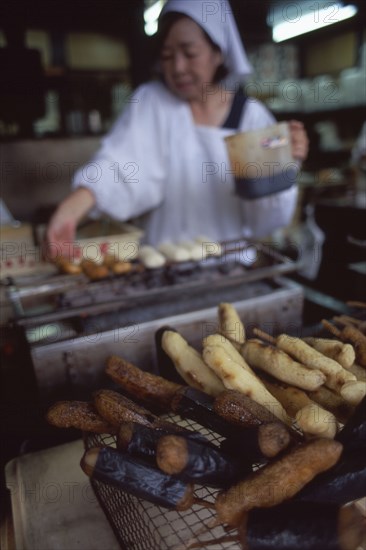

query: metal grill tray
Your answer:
[84,415,244,550]
[5,240,301,325]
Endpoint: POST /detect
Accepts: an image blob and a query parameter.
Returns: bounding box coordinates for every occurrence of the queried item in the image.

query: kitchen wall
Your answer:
[1,137,100,221]
[1,16,365,223]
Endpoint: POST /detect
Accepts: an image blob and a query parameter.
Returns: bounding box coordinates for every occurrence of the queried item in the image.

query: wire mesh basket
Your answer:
[84,415,242,550]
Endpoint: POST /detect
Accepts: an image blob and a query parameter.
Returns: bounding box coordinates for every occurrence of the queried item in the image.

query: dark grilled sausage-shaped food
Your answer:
[93,389,193,434]
[46,400,117,434]
[238,500,366,550]
[106,355,182,411]
[156,434,251,488]
[116,421,209,460]
[171,387,292,461]
[220,421,291,462]
[81,447,198,511]
[215,438,343,528]
[294,449,366,505]
[213,389,287,427]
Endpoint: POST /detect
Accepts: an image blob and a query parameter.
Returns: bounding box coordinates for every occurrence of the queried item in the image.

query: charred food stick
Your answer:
[219,421,292,461]
[156,434,251,488]
[212,389,287,427]
[106,355,182,411]
[262,379,338,439]
[81,447,206,511]
[171,386,291,438]
[116,422,208,461]
[333,314,366,332]
[254,327,355,392]
[238,501,366,550]
[93,389,162,428]
[170,388,292,460]
[46,400,117,434]
[303,337,356,369]
[294,449,366,505]
[202,335,291,425]
[242,338,325,391]
[322,319,366,368]
[218,302,245,349]
[214,438,343,528]
[185,501,365,550]
[162,331,225,397]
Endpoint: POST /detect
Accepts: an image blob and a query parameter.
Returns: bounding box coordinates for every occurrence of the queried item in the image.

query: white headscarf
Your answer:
[159,0,252,81]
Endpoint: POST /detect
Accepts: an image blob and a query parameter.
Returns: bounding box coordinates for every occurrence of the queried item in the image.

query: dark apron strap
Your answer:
[222,88,247,130]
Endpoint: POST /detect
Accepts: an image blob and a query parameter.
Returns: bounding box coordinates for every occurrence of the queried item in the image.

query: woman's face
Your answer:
[159,17,223,102]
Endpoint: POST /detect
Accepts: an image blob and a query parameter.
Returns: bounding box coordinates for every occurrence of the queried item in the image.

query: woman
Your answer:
[46,0,308,257]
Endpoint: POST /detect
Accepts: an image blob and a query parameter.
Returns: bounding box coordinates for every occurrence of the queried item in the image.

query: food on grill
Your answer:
[162,330,225,396]
[349,362,366,381]
[44,299,366,549]
[102,254,133,275]
[219,421,291,461]
[46,400,117,434]
[308,385,355,424]
[155,326,187,385]
[178,240,205,261]
[81,447,197,511]
[138,244,166,268]
[212,389,281,427]
[80,259,110,280]
[294,450,366,505]
[116,421,207,461]
[195,235,222,256]
[340,380,366,406]
[171,386,232,435]
[218,302,246,348]
[54,256,82,274]
[105,353,292,457]
[106,354,182,411]
[254,328,356,392]
[322,319,366,368]
[171,387,292,460]
[202,334,290,424]
[158,242,191,262]
[242,338,326,391]
[156,434,251,488]
[93,389,159,428]
[295,403,338,439]
[205,334,252,372]
[303,337,356,369]
[214,438,343,527]
[238,501,365,550]
[262,380,338,439]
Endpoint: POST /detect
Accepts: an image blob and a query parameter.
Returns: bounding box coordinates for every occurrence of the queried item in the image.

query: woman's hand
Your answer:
[45,187,96,260]
[289,120,309,162]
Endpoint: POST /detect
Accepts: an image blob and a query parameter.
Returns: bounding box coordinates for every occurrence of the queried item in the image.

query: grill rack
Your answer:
[4,238,302,326]
[84,415,245,550]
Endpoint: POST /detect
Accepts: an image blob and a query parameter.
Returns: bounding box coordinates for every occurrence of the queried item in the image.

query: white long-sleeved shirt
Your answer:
[72,81,298,245]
